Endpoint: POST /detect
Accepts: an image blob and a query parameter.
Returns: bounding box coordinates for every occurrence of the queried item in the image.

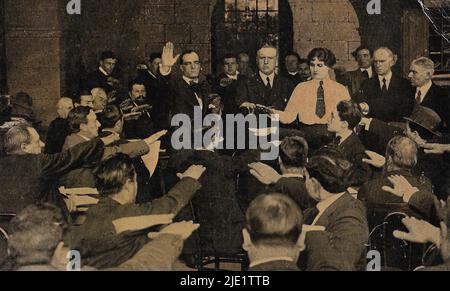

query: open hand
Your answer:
[362,150,386,168]
[249,162,281,185]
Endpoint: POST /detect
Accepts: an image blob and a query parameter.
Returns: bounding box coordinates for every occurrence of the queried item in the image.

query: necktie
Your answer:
[362,70,369,79]
[189,81,200,94]
[316,81,326,118]
[266,77,272,90]
[381,78,388,95]
[416,90,422,104]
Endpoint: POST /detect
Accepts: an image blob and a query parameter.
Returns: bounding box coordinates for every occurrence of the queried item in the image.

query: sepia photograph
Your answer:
[0,0,449,277]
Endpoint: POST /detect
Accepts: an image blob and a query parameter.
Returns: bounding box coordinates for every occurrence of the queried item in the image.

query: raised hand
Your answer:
[144,130,168,146]
[161,42,180,69]
[362,150,386,168]
[249,162,282,185]
[422,143,450,155]
[393,217,441,246]
[382,175,419,202]
[177,165,207,181]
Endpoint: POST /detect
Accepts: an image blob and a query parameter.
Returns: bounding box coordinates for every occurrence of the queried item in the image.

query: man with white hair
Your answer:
[44,97,74,154]
[408,57,449,132]
[356,47,415,123]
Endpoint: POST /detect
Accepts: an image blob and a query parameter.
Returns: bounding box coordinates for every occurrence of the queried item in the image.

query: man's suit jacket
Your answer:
[357,75,415,122]
[0,139,105,214]
[45,117,70,154]
[83,69,114,93]
[249,260,300,271]
[282,72,302,86]
[212,73,247,114]
[339,69,371,98]
[236,73,295,110]
[357,169,434,229]
[268,177,316,211]
[417,83,450,132]
[302,193,369,271]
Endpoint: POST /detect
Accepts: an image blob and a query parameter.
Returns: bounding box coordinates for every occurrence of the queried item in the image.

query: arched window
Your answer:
[212,0,293,74]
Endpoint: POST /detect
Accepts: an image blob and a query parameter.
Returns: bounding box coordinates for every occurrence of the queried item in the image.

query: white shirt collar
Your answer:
[360,67,373,78]
[288,71,299,76]
[312,193,346,225]
[378,71,393,89]
[226,73,239,80]
[183,76,199,85]
[148,70,157,79]
[259,71,276,87]
[99,66,109,77]
[77,133,92,142]
[250,257,294,269]
[416,81,433,103]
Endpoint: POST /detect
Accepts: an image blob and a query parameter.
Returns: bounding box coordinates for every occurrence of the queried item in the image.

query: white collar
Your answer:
[77,133,92,142]
[281,173,304,179]
[148,70,157,79]
[226,73,239,80]
[378,71,393,83]
[99,66,109,77]
[360,67,373,77]
[417,80,433,96]
[259,71,275,86]
[183,76,199,85]
[250,257,294,269]
[312,193,346,225]
[337,131,353,145]
[288,71,299,76]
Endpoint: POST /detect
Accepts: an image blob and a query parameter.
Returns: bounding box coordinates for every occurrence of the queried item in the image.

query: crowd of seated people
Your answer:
[0,40,449,272]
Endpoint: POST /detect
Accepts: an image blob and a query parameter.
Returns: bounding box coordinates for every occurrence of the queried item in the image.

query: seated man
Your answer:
[6,203,199,271]
[358,136,435,230]
[325,100,372,186]
[73,93,94,109]
[243,194,303,271]
[249,136,315,211]
[300,152,369,271]
[66,154,205,269]
[45,97,73,154]
[0,124,118,215]
[91,87,108,114]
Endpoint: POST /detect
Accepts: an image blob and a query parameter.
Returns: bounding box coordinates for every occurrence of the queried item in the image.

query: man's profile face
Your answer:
[180,52,201,79]
[148,58,162,75]
[79,95,94,109]
[57,99,74,119]
[223,57,238,76]
[257,48,277,76]
[130,84,146,101]
[310,58,329,80]
[373,49,394,77]
[298,63,311,80]
[356,49,373,69]
[92,88,108,112]
[100,58,117,76]
[408,64,432,88]
[285,55,299,73]
[81,110,100,139]
[24,127,45,155]
[327,110,345,133]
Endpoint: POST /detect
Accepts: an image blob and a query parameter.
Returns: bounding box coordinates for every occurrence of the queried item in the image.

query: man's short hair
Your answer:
[238,52,250,60]
[94,154,136,197]
[279,136,309,168]
[285,52,301,62]
[223,53,238,61]
[128,78,146,93]
[246,194,303,247]
[149,52,162,63]
[179,50,199,65]
[8,203,67,266]
[257,44,278,56]
[98,105,122,129]
[351,45,373,59]
[374,47,395,60]
[3,125,32,155]
[337,101,363,130]
[298,58,309,66]
[67,106,91,134]
[308,48,337,68]
[307,152,354,193]
[100,51,117,61]
[386,136,418,169]
[412,57,435,72]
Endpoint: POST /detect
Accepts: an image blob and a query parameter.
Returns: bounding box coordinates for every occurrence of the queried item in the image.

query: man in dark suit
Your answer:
[282,52,302,86]
[301,152,369,271]
[45,97,73,154]
[325,100,372,186]
[236,44,295,112]
[0,124,118,214]
[356,47,415,123]
[408,57,450,132]
[212,53,247,114]
[338,46,374,98]
[83,51,120,94]
[243,194,303,271]
[358,136,435,230]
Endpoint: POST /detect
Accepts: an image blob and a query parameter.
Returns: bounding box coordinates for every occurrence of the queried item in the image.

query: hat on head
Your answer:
[404,106,442,137]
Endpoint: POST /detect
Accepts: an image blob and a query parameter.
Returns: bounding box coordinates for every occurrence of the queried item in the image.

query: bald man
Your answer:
[44,97,74,154]
[356,47,415,123]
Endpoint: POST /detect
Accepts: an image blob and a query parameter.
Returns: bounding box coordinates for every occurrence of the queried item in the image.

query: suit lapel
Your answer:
[314,193,353,227]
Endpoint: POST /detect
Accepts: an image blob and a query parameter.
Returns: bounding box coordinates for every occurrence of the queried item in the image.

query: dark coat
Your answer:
[83,69,114,93]
[302,193,369,271]
[44,118,70,154]
[418,83,450,132]
[0,139,104,214]
[249,260,300,271]
[212,73,247,114]
[281,72,303,86]
[235,73,295,110]
[268,177,316,211]
[338,68,372,98]
[357,75,415,122]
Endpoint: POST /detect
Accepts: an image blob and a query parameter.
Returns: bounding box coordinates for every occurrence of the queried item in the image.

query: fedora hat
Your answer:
[404,106,442,137]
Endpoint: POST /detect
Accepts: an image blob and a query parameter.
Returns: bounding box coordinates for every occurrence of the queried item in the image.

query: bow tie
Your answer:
[189,81,200,93]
